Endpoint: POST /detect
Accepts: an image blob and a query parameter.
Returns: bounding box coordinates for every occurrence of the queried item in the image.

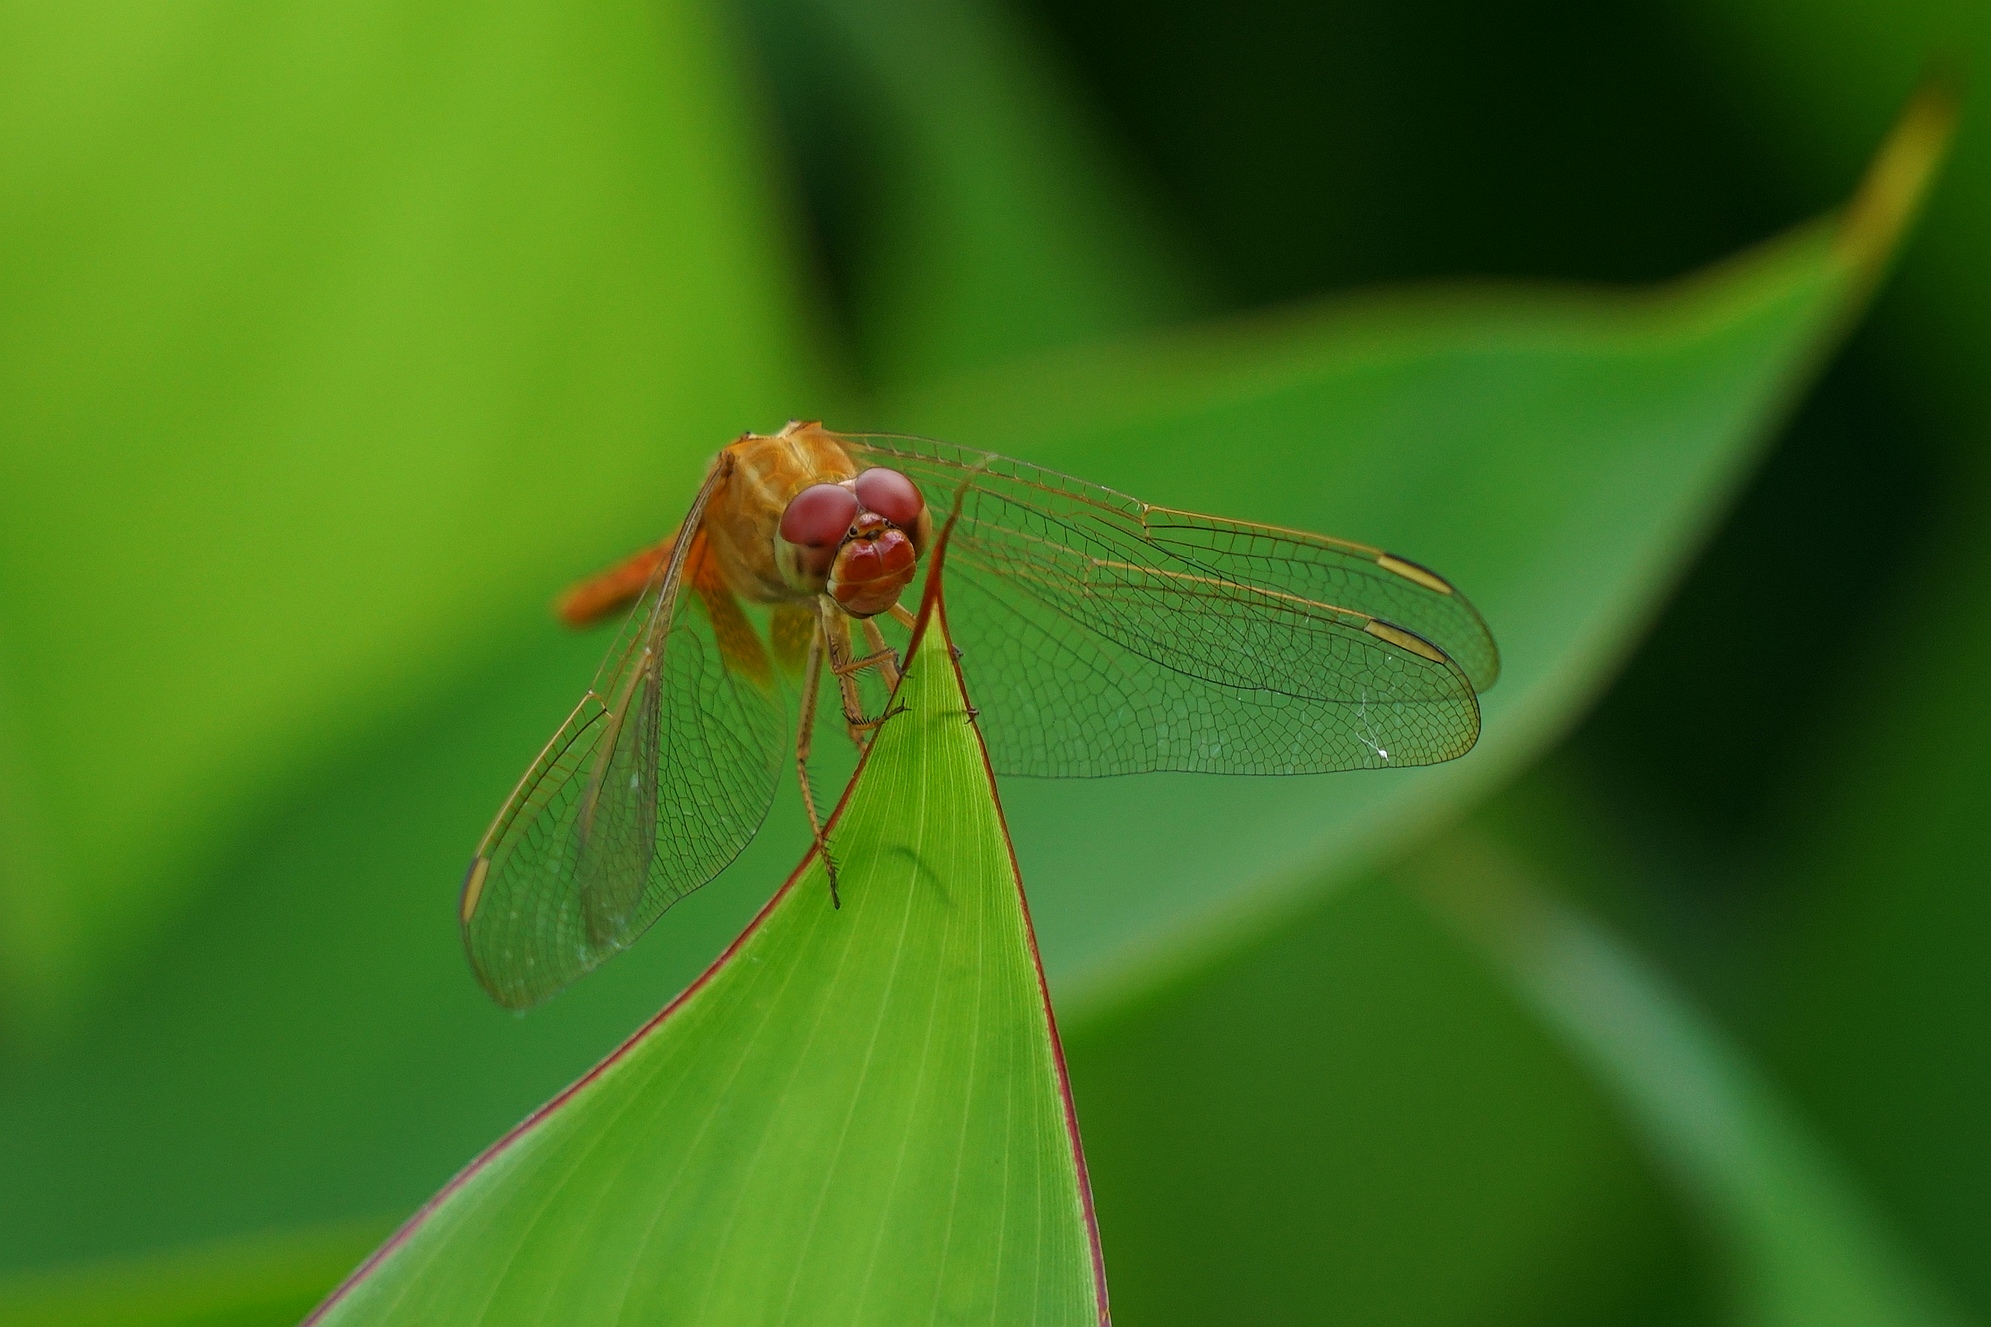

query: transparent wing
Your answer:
[461,471,786,1009]
[837,432,1495,778]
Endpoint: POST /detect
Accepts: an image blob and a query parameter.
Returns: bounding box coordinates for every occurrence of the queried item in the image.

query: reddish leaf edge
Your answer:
[919,500,1113,1327]
[303,513,1111,1326]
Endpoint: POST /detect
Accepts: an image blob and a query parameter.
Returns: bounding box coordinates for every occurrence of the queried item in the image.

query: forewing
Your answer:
[1141,509,1499,691]
[462,480,785,1009]
[838,432,1490,778]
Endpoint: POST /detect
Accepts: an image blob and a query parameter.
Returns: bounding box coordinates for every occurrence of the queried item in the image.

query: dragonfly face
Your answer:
[774,471,932,616]
[464,420,1501,1009]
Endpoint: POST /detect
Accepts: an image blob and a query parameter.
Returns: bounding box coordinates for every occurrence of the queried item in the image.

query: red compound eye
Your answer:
[780,483,860,547]
[854,467,924,528]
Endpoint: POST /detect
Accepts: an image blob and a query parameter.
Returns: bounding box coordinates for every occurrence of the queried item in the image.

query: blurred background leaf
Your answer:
[0,1223,386,1327]
[1409,822,1968,1327]
[2,0,1987,1322]
[895,195,1908,1011]
[0,0,823,1032]
[736,0,1199,382]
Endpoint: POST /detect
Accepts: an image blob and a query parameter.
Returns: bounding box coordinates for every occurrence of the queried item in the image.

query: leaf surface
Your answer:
[307,609,1105,1327]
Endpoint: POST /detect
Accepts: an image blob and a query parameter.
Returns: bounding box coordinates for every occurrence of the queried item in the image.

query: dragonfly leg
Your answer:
[888,602,918,630]
[830,647,899,679]
[795,624,840,908]
[820,605,906,743]
[858,616,901,689]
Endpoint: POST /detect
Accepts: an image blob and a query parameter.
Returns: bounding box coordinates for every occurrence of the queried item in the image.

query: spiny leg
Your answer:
[819,602,904,747]
[888,602,917,630]
[826,612,897,683]
[794,622,840,907]
[826,613,878,746]
[858,615,901,689]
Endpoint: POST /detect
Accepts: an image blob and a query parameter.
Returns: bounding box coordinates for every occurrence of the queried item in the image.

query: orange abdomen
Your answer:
[556,538,673,627]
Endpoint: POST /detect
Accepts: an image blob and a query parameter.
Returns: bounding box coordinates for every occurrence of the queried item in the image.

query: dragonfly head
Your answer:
[775,467,931,617]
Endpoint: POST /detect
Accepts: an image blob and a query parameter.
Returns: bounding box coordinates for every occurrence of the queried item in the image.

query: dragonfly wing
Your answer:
[839,433,1487,778]
[1140,508,1499,692]
[462,474,786,1009]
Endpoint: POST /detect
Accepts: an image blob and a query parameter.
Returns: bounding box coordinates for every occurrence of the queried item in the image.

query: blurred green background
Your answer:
[1,0,1986,1324]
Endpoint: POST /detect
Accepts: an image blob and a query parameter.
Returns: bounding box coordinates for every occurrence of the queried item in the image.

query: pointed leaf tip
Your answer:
[310,611,1105,1326]
[1836,83,1958,278]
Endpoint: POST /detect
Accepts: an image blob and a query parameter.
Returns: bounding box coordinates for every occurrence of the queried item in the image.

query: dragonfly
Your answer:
[461,420,1499,1009]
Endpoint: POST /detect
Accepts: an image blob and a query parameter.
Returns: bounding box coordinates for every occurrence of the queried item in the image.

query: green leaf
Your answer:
[306,608,1106,1326]
[0,1223,386,1327]
[1409,826,1969,1327]
[0,0,815,1028]
[881,96,1950,1014]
